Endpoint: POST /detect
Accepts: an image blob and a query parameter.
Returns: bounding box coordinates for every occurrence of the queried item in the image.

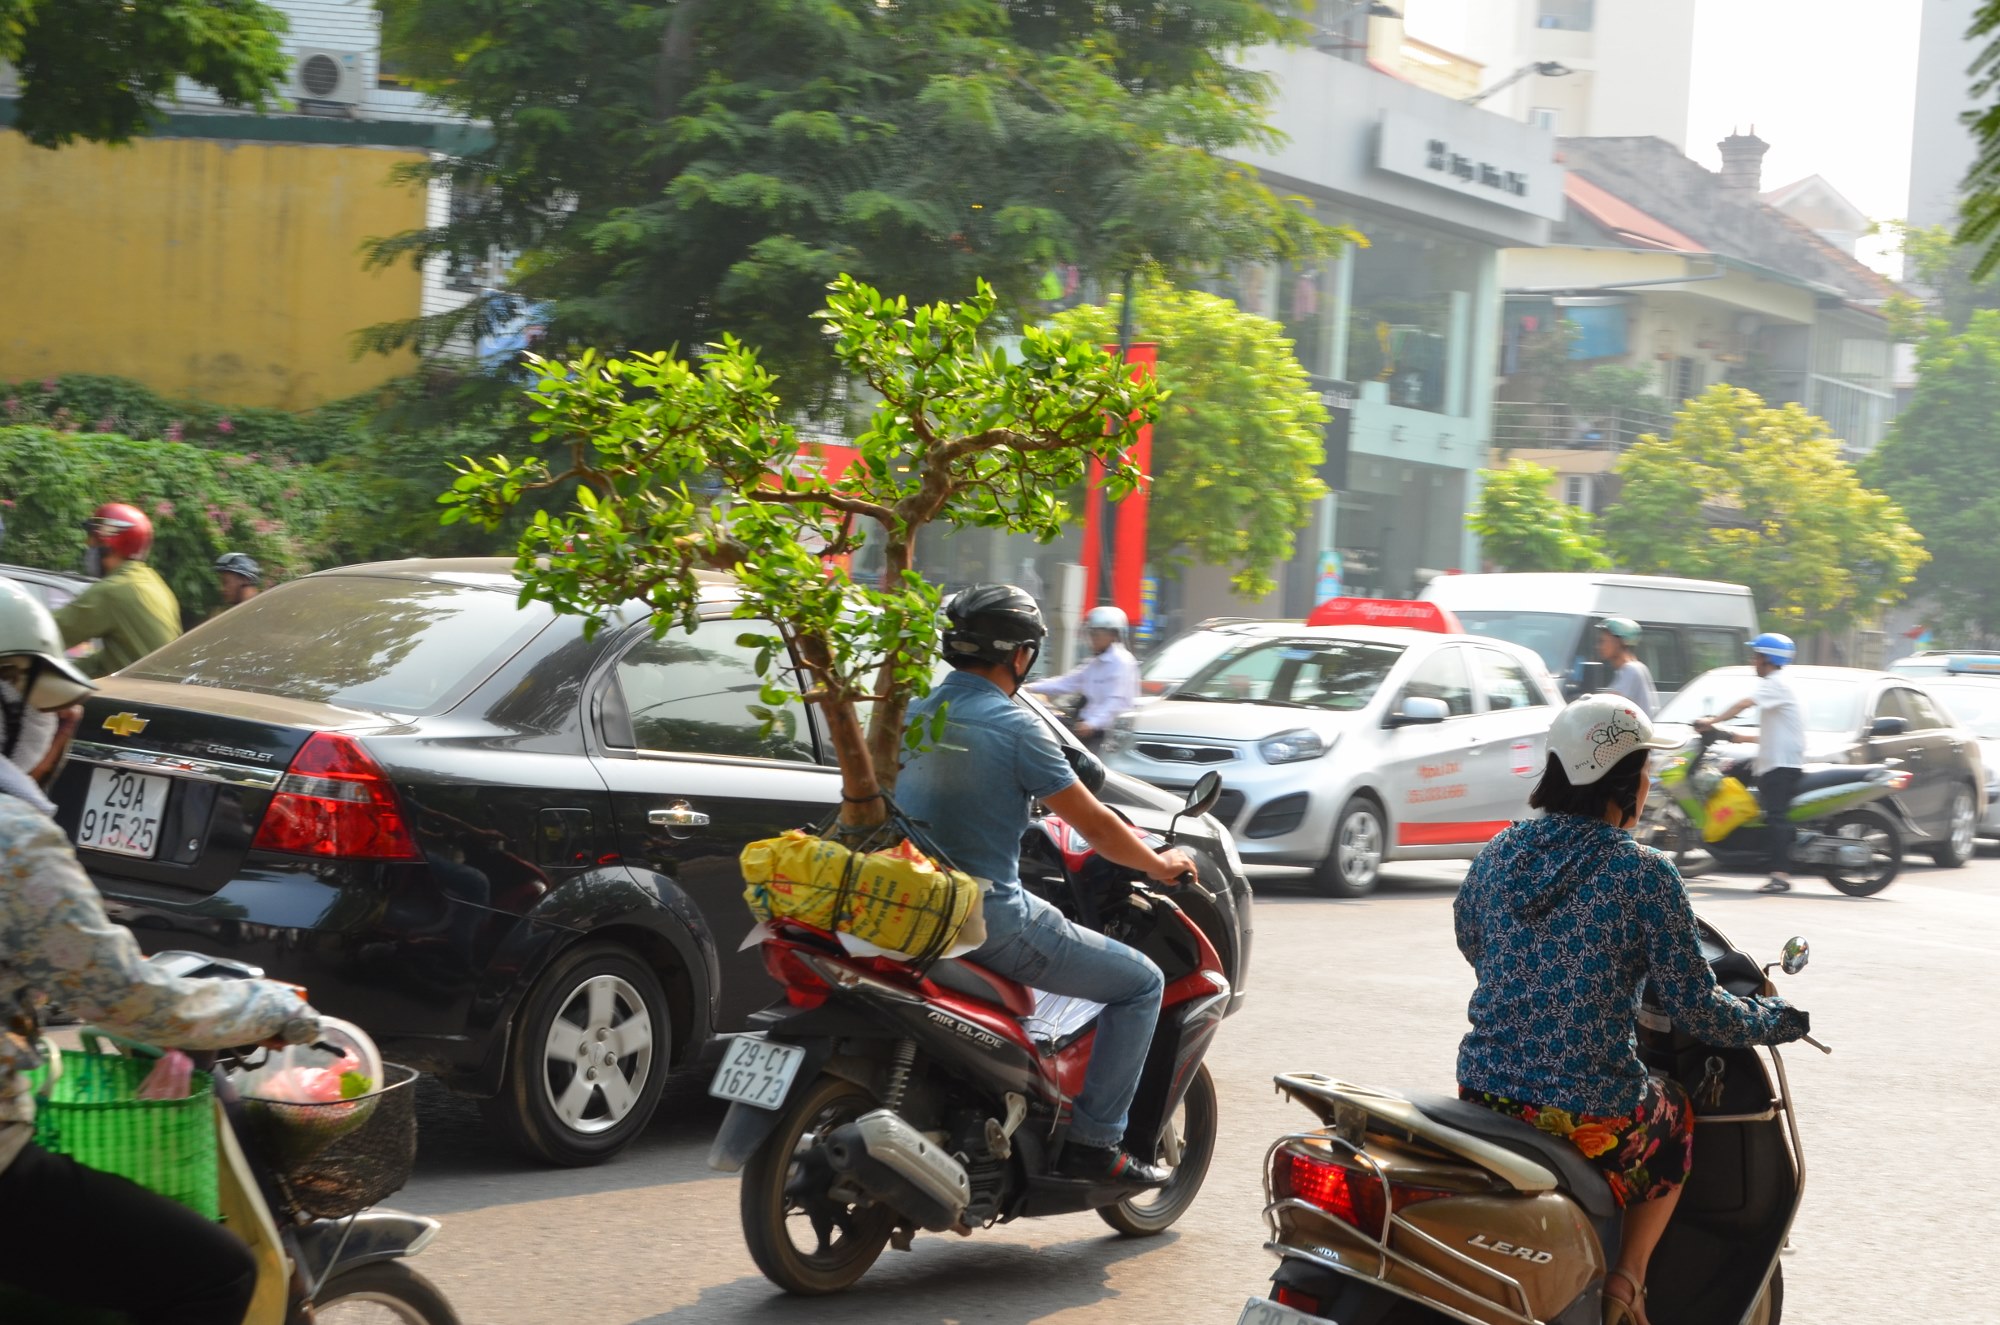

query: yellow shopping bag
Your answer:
[741,830,984,960]
[1702,776,1761,842]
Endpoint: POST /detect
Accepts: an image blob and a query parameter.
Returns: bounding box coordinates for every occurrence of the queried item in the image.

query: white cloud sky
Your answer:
[1403,0,1926,273]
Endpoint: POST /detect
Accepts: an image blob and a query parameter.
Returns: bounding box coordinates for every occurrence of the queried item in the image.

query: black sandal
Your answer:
[1759,876,1793,894]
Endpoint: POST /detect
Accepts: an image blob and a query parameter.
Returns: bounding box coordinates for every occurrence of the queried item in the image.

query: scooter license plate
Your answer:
[708,1036,806,1111]
[1236,1298,1324,1325]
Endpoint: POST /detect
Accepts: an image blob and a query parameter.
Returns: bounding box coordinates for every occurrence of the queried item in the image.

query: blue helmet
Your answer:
[1750,632,1796,666]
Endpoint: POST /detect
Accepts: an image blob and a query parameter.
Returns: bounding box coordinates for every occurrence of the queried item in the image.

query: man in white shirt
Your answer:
[1028,605,1140,751]
[1696,633,1806,893]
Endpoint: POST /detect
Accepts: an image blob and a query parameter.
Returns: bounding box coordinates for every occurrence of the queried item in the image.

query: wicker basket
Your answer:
[237,1063,419,1220]
[28,1046,219,1220]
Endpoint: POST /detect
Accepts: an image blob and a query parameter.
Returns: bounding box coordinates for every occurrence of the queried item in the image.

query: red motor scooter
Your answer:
[708,772,1232,1295]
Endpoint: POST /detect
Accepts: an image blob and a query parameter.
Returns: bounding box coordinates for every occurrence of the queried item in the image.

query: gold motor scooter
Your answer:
[1238,924,1822,1325]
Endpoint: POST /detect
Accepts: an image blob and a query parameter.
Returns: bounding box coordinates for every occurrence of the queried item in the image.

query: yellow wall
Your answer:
[0,132,425,409]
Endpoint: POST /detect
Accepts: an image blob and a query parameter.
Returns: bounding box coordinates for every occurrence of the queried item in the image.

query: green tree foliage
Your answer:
[1880,222,2000,338]
[1051,282,1326,597]
[1467,461,1610,573]
[368,0,1347,393]
[1602,386,1926,635]
[0,426,346,618]
[1864,309,2000,640]
[0,0,288,147]
[443,276,1159,829]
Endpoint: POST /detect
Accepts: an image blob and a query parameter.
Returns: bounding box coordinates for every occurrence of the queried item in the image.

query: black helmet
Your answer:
[942,584,1047,667]
[214,552,262,584]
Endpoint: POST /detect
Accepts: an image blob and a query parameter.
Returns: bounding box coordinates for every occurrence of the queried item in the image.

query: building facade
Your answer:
[0,1,481,408]
[1909,0,1980,230]
[1409,0,1697,148]
[1496,134,1902,514]
[1214,44,1558,618]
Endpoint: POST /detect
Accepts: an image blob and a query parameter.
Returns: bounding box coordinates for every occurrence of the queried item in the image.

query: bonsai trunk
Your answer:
[794,633,889,833]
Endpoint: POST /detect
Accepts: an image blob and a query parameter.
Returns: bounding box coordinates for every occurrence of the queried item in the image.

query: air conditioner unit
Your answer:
[294,49,364,105]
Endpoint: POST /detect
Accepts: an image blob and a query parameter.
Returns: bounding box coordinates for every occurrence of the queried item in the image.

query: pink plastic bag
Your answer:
[136,1049,195,1101]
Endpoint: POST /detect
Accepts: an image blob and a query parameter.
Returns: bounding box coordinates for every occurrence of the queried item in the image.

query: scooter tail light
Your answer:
[1273,1287,1322,1313]
[763,946,830,1008]
[1273,1148,1452,1232]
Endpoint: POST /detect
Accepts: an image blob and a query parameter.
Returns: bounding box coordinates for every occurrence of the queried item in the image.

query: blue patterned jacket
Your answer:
[1455,814,1806,1115]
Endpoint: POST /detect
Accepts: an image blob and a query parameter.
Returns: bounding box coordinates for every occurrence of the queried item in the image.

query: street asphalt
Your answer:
[396,848,2000,1324]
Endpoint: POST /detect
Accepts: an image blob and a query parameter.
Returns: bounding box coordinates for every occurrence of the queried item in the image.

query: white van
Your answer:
[1418,573,1758,701]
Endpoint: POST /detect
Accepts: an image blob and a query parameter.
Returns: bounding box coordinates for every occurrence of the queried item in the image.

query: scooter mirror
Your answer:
[1780,936,1810,975]
[1184,770,1224,820]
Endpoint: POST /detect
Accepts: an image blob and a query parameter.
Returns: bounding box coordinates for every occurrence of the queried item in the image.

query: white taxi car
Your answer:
[1101,601,1562,896]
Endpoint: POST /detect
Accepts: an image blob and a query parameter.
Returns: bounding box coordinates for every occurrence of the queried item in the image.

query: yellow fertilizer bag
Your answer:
[1702,776,1761,842]
[742,830,983,961]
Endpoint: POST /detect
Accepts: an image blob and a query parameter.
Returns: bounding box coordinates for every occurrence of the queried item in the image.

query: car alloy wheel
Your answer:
[542,972,656,1134]
[487,941,673,1166]
[1314,796,1384,898]
[1932,786,1977,868]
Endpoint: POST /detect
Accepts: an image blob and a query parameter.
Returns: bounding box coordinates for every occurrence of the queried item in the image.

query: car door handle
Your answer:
[649,802,711,828]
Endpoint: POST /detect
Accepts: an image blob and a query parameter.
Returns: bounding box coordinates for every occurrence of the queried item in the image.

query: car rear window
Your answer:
[125,575,551,716]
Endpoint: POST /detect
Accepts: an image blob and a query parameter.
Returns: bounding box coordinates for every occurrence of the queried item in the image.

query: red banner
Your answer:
[1082,342,1157,625]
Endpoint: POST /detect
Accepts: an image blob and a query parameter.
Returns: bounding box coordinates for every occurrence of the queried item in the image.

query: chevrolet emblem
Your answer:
[102,712,149,738]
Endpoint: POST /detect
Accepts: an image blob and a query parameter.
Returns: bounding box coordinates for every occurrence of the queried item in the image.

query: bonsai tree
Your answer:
[443,275,1159,833]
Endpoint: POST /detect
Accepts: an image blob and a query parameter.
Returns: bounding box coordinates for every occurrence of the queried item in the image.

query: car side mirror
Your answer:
[1575,659,1610,694]
[1387,696,1451,728]
[1869,716,1910,737]
[1780,936,1810,975]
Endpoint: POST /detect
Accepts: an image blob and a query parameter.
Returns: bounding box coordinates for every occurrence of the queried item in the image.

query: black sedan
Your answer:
[50,559,1253,1166]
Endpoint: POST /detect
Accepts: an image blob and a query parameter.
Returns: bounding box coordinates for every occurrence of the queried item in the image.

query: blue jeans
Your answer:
[970,886,1165,1148]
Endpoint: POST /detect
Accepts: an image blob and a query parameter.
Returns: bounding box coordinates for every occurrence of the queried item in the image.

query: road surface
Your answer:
[398,851,2000,1323]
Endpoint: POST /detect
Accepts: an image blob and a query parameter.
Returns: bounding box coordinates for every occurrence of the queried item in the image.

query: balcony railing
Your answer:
[1491,402,1675,453]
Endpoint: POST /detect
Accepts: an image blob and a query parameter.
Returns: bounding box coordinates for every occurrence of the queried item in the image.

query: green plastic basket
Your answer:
[27,1045,220,1221]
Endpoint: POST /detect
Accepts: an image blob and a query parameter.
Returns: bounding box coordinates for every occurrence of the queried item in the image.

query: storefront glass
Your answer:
[1341,215,1480,415]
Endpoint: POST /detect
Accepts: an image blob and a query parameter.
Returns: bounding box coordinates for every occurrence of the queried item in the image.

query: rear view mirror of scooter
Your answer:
[1781,935,1810,975]
[1170,770,1224,840]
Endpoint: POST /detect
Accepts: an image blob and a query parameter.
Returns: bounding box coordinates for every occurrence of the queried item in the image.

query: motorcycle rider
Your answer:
[54,502,181,677]
[1026,604,1140,751]
[0,578,321,1323]
[1695,633,1804,893]
[212,552,263,612]
[1456,694,1809,1325]
[899,585,1197,1186]
[1595,617,1658,716]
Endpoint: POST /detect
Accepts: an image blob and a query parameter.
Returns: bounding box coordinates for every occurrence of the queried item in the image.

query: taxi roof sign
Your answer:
[1307,597,1464,634]
[1946,655,2000,675]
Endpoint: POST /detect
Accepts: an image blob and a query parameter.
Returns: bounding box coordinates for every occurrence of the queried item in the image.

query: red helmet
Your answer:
[83,502,154,559]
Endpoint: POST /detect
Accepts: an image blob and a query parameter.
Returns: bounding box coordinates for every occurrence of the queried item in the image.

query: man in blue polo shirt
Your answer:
[899,584,1198,1187]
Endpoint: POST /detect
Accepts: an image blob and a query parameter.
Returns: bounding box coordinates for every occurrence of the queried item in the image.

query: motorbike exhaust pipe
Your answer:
[824,1109,971,1233]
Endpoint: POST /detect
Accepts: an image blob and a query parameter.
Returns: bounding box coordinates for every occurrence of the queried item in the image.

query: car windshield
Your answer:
[1924,681,2000,739]
[125,575,551,716]
[1656,671,1866,734]
[1450,610,1584,674]
[1142,630,1248,687]
[1178,638,1405,709]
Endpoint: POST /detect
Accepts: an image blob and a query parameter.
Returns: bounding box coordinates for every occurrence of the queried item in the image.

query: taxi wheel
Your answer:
[1314,796,1385,898]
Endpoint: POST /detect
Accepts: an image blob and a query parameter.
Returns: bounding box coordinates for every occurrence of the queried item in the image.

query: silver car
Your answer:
[1102,624,1562,897]
[1917,673,2000,840]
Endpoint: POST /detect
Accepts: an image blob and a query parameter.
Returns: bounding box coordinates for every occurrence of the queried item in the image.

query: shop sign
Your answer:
[1376,112,1564,221]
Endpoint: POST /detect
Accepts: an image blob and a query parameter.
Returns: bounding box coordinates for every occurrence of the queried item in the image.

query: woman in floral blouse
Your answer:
[0,580,321,1324]
[1455,695,1809,1325]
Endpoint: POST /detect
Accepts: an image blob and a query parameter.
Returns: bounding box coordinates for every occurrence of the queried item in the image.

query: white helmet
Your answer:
[1084,605,1129,635]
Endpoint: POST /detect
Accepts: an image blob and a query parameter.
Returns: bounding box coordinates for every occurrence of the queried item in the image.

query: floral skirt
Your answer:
[1458,1075,1694,1209]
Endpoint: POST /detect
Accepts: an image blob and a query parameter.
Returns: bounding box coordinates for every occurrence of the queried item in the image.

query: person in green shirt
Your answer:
[53,503,181,678]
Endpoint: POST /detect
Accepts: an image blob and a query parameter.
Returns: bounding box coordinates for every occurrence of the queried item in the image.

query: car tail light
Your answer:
[1272,1147,1451,1234]
[763,945,830,1008]
[251,732,419,861]
[1889,770,1914,791]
